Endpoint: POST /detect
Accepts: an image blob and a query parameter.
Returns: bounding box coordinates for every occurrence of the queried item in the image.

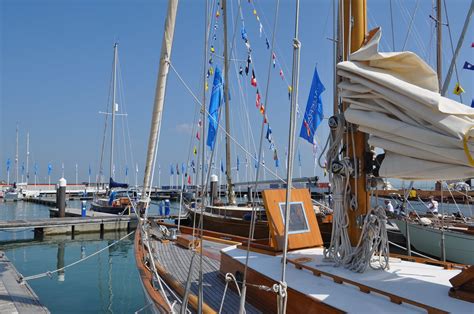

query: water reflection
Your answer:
[0,231,144,313]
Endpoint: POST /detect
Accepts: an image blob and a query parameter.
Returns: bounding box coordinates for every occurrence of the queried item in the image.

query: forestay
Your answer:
[337,28,474,180]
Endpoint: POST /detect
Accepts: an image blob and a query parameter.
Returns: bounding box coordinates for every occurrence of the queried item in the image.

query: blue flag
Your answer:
[207,67,223,150]
[125,166,128,176]
[220,160,224,173]
[275,158,279,168]
[48,163,52,175]
[463,61,474,71]
[299,66,325,144]
[236,156,240,172]
[34,163,38,175]
[6,158,10,171]
[88,164,92,176]
[181,162,186,174]
[471,99,474,108]
[176,163,180,175]
[170,164,174,175]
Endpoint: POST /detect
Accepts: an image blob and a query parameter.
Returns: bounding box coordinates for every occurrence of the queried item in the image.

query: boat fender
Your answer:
[420,217,432,226]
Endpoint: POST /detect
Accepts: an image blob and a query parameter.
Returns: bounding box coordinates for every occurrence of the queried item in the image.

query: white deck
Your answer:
[223,246,472,313]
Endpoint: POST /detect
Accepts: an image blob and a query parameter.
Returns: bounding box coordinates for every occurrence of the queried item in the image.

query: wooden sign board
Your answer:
[262,189,323,251]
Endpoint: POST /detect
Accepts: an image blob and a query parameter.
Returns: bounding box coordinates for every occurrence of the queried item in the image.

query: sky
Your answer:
[1,0,473,187]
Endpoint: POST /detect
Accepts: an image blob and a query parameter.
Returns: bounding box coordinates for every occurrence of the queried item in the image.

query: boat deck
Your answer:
[151,238,260,313]
[223,246,472,313]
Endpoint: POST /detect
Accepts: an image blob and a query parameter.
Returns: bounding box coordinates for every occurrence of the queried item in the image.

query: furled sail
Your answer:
[337,28,474,180]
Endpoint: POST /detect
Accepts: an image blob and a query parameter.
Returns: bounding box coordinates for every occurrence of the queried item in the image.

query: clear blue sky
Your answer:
[1,0,472,186]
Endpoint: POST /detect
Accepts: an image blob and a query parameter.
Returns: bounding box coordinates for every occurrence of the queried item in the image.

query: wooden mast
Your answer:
[342,0,368,246]
[222,0,236,204]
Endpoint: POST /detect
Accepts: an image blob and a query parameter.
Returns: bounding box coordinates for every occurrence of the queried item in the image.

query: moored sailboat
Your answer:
[134,0,474,312]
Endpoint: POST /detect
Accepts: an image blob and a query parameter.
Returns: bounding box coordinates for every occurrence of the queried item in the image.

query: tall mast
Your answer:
[26,132,29,184]
[343,0,368,246]
[436,0,442,91]
[15,123,19,183]
[222,0,235,204]
[200,0,209,194]
[110,43,118,182]
[141,0,179,202]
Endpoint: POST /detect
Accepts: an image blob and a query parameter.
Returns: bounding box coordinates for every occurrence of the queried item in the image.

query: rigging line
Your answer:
[117,57,136,177]
[20,230,135,283]
[168,61,288,184]
[389,0,396,50]
[239,0,281,312]
[402,0,420,51]
[442,0,464,103]
[229,0,259,173]
[252,0,291,86]
[396,0,426,54]
[97,52,115,187]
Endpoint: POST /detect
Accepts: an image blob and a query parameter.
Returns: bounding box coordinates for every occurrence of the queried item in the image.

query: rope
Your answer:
[19,230,135,283]
[463,126,474,166]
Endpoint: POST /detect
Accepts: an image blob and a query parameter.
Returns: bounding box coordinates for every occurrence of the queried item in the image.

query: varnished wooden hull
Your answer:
[190,210,270,239]
[134,229,172,313]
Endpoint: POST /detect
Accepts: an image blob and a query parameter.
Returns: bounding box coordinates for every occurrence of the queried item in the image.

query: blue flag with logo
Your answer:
[299,66,325,144]
[207,67,223,150]
[48,163,52,175]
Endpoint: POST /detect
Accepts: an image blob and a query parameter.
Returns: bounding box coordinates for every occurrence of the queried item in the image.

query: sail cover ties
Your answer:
[337,28,474,180]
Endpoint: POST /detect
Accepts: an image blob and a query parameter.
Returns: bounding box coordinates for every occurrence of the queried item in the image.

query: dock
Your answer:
[0,252,49,313]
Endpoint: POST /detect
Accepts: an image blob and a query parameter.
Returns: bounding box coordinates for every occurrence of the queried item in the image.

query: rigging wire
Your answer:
[442,0,464,103]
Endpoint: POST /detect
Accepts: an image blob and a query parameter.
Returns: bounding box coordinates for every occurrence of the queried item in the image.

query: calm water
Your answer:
[0,201,149,313]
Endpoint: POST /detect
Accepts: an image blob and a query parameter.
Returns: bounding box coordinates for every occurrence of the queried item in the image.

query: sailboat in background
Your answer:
[4,124,23,201]
[91,43,133,215]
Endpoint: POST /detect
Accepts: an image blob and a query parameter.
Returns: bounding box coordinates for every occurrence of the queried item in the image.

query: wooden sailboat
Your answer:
[135,0,474,312]
[91,43,132,215]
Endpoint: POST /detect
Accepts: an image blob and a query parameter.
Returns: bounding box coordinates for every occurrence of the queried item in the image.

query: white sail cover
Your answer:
[337,28,474,180]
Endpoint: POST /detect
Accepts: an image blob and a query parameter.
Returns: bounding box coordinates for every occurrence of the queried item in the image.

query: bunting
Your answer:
[453,82,465,95]
[251,69,257,87]
[463,61,473,70]
[256,89,261,108]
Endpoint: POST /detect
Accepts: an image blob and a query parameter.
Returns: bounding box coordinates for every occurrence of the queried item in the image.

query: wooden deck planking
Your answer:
[0,252,49,313]
[151,239,260,313]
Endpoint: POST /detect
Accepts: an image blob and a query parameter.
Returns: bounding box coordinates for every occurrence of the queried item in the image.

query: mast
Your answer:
[436,0,442,91]
[141,0,179,204]
[200,0,208,195]
[343,0,368,246]
[110,43,118,182]
[15,123,19,183]
[222,0,236,205]
[26,132,29,184]
[281,0,301,298]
